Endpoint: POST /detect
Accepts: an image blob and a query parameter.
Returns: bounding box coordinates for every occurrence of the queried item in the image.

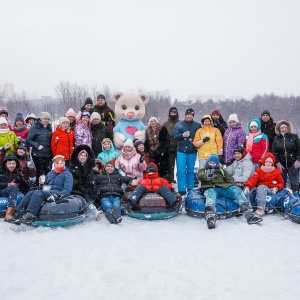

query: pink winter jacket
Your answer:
[115,148,147,180]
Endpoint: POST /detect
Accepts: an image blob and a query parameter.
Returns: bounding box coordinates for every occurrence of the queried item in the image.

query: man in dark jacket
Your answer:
[93,94,116,134]
[163,107,180,183]
[211,109,228,137]
[0,154,26,222]
[172,108,201,195]
[26,112,53,182]
[260,110,277,150]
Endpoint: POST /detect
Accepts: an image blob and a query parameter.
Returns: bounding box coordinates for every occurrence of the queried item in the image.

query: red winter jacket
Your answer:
[245,152,284,190]
[138,163,172,192]
[51,125,75,160]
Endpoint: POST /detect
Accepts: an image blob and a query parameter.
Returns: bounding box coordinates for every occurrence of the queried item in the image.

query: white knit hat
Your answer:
[250,120,259,128]
[123,139,134,148]
[59,117,70,126]
[0,117,7,125]
[228,113,238,123]
[90,112,101,122]
[148,116,159,126]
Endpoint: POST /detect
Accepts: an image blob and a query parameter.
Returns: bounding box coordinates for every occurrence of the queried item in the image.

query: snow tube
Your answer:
[122,192,182,220]
[249,189,290,214]
[185,189,240,219]
[282,192,300,223]
[0,193,24,217]
[32,194,88,227]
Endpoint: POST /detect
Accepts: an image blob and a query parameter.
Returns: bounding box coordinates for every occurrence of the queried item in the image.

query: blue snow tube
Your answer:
[283,192,300,224]
[185,189,240,219]
[249,188,290,214]
[123,192,182,220]
[32,194,88,227]
[0,193,24,217]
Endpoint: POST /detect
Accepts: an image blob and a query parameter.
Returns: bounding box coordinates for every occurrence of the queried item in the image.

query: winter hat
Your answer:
[17,143,27,151]
[0,107,8,116]
[261,152,275,166]
[185,108,195,116]
[211,109,220,116]
[84,97,93,105]
[40,112,51,120]
[14,113,25,123]
[59,117,70,126]
[233,146,244,154]
[97,94,106,101]
[148,116,159,126]
[81,111,91,118]
[0,117,8,125]
[25,113,37,122]
[134,140,144,149]
[205,154,220,169]
[90,112,101,122]
[261,110,271,117]
[146,164,157,173]
[106,160,115,168]
[53,155,65,163]
[249,120,259,128]
[201,115,212,124]
[65,108,77,118]
[102,138,112,145]
[123,139,134,148]
[228,113,239,123]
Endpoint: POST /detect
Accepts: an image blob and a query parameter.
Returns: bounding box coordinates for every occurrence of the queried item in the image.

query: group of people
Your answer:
[1,98,299,228]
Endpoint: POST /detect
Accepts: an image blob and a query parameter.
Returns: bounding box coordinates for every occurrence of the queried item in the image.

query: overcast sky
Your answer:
[1,0,300,100]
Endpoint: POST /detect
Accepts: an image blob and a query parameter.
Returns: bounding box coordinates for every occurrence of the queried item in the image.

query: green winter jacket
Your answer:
[197,168,234,190]
[0,130,19,155]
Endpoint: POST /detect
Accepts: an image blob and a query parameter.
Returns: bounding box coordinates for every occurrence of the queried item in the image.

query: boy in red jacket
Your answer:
[127,163,183,212]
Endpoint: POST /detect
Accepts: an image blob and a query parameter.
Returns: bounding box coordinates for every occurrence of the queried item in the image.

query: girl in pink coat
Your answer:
[115,139,147,180]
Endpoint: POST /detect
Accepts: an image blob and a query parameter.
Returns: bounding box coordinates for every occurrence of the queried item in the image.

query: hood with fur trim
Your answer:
[201,114,213,126]
[275,120,292,135]
[261,152,275,166]
[70,144,95,169]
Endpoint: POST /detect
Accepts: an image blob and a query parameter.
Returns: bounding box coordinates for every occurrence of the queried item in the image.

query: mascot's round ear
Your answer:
[112,91,124,103]
[139,92,149,105]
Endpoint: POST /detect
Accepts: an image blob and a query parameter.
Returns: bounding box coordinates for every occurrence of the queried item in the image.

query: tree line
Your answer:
[0,81,299,135]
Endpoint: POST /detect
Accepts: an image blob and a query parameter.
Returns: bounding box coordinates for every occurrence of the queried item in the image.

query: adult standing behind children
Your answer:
[260,110,277,150]
[26,112,53,182]
[173,108,201,195]
[211,109,228,137]
[163,107,180,183]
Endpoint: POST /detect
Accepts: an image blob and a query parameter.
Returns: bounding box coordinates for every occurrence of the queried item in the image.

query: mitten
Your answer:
[139,155,145,163]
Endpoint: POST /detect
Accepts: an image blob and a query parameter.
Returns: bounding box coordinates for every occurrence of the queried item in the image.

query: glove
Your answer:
[270,187,278,195]
[293,160,300,169]
[206,169,215,181]
[243,187,250,196]
[218,149,223,156]
[131,179,139,186]
[276,162,284,172]
[46,194,61,203]
[203,137,210,143]
[139,155,145,163]
[37,145,44,150]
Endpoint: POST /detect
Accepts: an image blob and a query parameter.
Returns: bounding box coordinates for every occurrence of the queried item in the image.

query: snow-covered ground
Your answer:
[1,209,299,300]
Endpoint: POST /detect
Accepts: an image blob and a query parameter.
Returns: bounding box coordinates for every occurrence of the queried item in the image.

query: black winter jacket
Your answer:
[212,114,228,137]
[260,117,276,149]
[90,123,112,157]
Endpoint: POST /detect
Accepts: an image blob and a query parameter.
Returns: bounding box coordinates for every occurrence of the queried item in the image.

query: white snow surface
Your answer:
[1,210,300,300]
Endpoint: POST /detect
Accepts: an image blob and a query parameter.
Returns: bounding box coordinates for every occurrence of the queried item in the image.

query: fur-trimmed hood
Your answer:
[275,120,293,135]
[70,144,95,169]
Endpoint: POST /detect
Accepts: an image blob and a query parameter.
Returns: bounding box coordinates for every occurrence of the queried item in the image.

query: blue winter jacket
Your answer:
[44,168,73,196]
[26,119,53,158]
[172,120,201,154]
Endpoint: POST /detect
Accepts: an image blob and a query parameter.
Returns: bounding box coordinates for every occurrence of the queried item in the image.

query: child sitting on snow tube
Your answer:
[243,152,284,218]
[94,160,133,224]
[125,163,183,213]
[197,154,262,229]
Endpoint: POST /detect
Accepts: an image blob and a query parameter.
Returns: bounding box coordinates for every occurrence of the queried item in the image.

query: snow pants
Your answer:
[176,151,197,193]
[250,185,272,208]
[282,166,299,192]
[0,186,18,208]
[128,185,177,206]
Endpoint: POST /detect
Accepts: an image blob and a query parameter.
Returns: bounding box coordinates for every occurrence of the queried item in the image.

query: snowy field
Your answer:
[1,209,300,300]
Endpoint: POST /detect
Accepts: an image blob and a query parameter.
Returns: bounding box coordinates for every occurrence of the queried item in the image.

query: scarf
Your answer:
[246,130,262,152]
[146,123,161,151]
[13,124,27,132]
[0,128,10,134]
[261,165,275,173]
[121,147,137,160]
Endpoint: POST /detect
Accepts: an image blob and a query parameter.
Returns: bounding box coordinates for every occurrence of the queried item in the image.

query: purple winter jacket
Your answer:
[223,123,246,164]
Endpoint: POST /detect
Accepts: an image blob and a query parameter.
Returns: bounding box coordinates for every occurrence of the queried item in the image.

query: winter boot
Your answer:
[205,206,216,229]
[19,212,38,225]
[122,200,134,213]
[105,211,118,224]
[240,202,263,225]
[4,207,15,222]
[172,201,184,213]
[255,206,265,217]
[111,206,122,223]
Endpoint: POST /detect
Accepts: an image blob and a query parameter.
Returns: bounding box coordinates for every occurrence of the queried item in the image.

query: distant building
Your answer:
[2,83,15,98]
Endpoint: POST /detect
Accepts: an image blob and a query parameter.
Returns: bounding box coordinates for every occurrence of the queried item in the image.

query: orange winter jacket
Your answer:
[138,163,172,192]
